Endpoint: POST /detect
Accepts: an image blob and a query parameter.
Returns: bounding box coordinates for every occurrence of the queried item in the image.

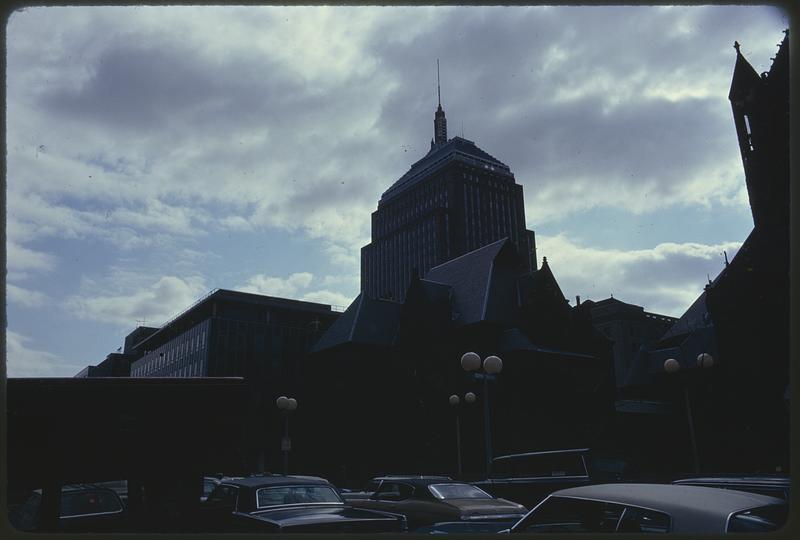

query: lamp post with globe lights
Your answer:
[664,353,714,474]
[276,396,298,474]
[461,352,503,476]
[448,392,476,476]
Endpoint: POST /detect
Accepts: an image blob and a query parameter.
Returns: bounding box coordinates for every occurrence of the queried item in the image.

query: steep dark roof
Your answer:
[380,136,513,204]
[728,42,761,102]
[311,293,401,353]
[423,238,511,326]
[658,290,712,342]
[419,279,452,305]
[499,328,597,359]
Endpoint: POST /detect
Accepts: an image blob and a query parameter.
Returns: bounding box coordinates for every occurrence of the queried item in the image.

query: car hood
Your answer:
[251,505,403,527]
[443,498,527,517]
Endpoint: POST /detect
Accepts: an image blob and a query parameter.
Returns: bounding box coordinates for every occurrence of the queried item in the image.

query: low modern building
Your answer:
[85,288,341,472]
[74,352,136,378]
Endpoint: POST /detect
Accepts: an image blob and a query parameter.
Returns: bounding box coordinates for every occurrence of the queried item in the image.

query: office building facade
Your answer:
[361,99,536,300]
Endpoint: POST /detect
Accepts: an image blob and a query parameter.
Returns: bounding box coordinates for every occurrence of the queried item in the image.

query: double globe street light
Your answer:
[461,352,503,476]
[664,353,714,474]
[276,396,298,475]
[448,392,476,476]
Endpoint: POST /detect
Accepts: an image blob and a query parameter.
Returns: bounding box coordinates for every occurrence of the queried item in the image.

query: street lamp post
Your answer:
[449,392,476,477]
[276,396,298,475]
[664,353,714,474]
[461,352,503,477]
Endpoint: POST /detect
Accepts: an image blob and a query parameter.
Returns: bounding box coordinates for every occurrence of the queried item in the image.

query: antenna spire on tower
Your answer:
[433,59,447,145]
[437,58,441,106]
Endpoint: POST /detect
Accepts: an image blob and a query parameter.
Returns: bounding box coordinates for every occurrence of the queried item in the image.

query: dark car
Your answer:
[508,483,788,534]
[472,448,629,508]
[8,484,127,532]
[672,475,790,501]
[341,475,453,501]
[202,477,221,502]
[201,474,407,533]
[345,476,527,530]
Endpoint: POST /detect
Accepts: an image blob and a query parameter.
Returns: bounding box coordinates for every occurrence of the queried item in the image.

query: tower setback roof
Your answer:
[379,136,513,204]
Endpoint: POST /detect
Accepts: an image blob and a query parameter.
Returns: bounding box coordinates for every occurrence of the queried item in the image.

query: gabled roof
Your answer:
[310,293,402,353]
[423,238,515,326]
[380,136,513,204]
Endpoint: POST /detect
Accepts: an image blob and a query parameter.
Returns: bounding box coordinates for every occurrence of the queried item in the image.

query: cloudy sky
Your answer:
[5,5,789,377]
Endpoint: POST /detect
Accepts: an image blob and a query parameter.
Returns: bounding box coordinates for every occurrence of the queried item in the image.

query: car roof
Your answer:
[673,476,790,487]
[221,475,331,489]
[551,483,784,532]
[374,475,452,482]
[375,477,461,489]
[493,448,590,461]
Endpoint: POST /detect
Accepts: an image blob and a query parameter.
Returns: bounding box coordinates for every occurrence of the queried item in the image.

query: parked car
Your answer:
[508,483,788,533]
[472,448,630,508]
[672,475,790,501]
[202,477,221,502]
[200,474,407,533]
[340,475,453,501]
[345,476,527,530]
[8,484,127,532]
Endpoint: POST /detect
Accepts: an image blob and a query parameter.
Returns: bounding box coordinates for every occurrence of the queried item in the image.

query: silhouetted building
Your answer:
[7,377,249,532]
[117,288,340,471]
[309,238,614,485]
[580,297,677,387]
[616,33,790,475]
[75,352,136,378]
[361,93,536,301]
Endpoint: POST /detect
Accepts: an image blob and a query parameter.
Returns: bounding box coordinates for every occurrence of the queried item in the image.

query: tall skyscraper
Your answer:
[361,80,537,300]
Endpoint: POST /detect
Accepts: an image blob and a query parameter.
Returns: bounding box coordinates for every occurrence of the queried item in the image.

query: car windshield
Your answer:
[61,490,123,517]
[203,480,218,497]
[256,485,343,508]
[429,483,493,500]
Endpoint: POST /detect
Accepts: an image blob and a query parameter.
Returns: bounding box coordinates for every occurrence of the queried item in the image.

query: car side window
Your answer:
[375,482,413,501]
[364,480,380,492]
[205,485,238,509]
[727,505,788,532]
[617,506,670,533]
[512,496,624,533]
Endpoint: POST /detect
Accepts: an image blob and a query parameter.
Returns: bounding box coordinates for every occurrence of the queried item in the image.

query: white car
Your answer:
[508,483,787,533]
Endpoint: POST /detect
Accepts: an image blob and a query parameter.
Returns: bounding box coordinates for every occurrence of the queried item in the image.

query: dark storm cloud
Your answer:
[619,244,734,287]
[38,42,306,133]
[364,5,785,222]
[492,94,730,189]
